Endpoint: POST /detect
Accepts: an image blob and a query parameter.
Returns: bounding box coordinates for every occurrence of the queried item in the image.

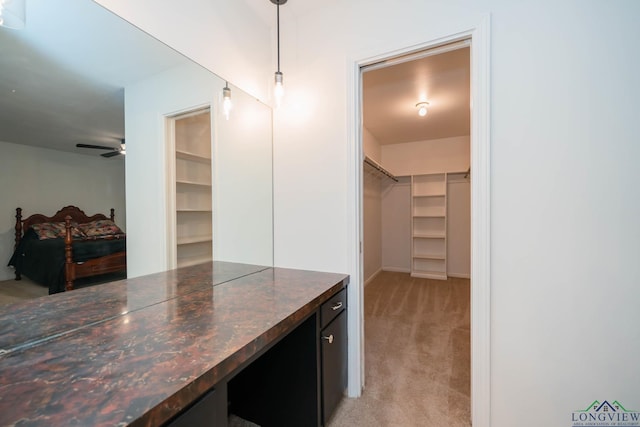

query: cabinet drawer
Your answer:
[321,287,346,329]
[321,310,348,424]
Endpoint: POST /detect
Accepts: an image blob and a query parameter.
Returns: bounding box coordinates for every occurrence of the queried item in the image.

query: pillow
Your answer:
[30,222,85,240]
[78,219,124,237]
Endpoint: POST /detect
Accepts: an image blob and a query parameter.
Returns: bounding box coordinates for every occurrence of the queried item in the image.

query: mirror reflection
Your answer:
[0,0,273,300]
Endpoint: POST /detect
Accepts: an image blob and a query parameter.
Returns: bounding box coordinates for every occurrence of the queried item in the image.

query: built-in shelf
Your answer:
[176,180,212,187]
[411,173,447,280]
[176,149,211,164]
[174,110,213,268]
[177,255,212,268]
[414,234,446,239]
[413,254,446,260]
[177,236,213,245]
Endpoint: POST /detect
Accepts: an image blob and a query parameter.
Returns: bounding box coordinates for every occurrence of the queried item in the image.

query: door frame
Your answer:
[346,14,491,427]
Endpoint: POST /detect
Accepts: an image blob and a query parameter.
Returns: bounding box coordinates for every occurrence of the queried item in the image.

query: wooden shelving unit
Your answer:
[411,173,447,280]
[174,110,213,268]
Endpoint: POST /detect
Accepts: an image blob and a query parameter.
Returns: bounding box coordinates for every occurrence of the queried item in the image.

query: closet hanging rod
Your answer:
[364,156,398,182]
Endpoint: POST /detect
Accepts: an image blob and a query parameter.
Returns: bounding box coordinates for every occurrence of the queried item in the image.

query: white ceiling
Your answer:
[363,46,470,145]
[0,0,188,155]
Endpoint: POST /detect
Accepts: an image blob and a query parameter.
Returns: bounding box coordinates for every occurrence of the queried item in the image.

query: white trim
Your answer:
[363,268,382,287]
[381,267,411,274]
[346,53,364,397]
[346,14,491,426]
[448,273,471,279]
[469,14,491,427]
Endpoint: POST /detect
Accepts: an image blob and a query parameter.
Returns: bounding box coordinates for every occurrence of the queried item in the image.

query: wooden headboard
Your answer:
[14,206,115,249]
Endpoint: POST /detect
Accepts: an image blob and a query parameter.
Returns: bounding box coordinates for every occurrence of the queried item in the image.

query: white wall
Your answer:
[98,1,640,425]
[214,86,273,266]
[381,178,411,273]
[95,0,272,103]
[363,127,382,283]
[272,1,640,426]
[0,140,125,281]
[382,136,470,176]
[124,63,220,277]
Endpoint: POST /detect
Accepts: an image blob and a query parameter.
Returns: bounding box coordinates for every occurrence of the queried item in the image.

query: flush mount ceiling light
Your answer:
[222,82,232,120]
[416,101,429,117]
[270,0,287,107]
[0,0,26,29]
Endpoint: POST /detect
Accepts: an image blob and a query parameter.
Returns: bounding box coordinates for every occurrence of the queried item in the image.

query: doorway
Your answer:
[347,19,491,426]
[360,40,471,423]
[165,107,213,270]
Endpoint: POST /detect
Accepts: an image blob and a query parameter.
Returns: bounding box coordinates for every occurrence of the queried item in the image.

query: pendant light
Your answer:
[0,0,26,30]
[270,0,287,107]
[416,101,429,117]
[222,82,232,120]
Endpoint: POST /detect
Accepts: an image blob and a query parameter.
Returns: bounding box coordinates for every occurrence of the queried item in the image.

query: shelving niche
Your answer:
[174,110,213,268]
[411,173,447,280]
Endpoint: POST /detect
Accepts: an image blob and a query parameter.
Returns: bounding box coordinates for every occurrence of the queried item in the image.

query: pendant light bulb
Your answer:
[274,71,284,107]
[223,83,232,120]
[416,102,429,117]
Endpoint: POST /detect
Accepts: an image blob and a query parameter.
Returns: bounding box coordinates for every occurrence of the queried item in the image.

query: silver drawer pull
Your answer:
[322,334,334,344]
[331,301,343,311]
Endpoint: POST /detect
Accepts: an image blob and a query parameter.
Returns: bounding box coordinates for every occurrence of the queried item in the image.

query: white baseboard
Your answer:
[363,268,382,287]
[448,273,471,279]
[381,267,411,273]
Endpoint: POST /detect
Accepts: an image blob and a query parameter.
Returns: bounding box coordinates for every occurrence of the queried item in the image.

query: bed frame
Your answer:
[14,206,126,291]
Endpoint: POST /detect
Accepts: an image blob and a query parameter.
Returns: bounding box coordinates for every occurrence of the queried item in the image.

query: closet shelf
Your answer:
[176,208,213,213]
[413,234,446,239]
[176,179,212,187]
[176,149,211,163]
[413,254,446,260]
[177,255,212,268]
[364,156,398,182]
[413,194,445,198]
[177,236,213,245]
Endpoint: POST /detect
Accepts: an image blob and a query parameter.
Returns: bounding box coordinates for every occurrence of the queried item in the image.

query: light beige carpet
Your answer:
[0,277,48,305]
[328,271,471,427]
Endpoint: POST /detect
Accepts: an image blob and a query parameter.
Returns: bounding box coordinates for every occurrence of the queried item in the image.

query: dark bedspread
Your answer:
[8,229,126,294]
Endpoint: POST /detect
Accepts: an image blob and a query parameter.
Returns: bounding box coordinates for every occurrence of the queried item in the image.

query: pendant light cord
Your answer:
[276,3,281,72]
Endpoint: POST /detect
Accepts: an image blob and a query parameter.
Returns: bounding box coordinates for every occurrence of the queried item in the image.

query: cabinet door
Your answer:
[321,310,347,425]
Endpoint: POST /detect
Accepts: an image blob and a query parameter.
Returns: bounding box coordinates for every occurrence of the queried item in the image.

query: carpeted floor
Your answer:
[327,271,471,427]
[0,277,48,305]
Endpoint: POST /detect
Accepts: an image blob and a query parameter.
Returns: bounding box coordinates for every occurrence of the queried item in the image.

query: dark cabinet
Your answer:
[320,288,347,425]
[166,286,348,427]
[167,387,226,427]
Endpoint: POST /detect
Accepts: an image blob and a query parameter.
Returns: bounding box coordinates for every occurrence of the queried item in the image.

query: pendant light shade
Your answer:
[270,0,287,107]
[223,82,232,120]
[0,0,26,30]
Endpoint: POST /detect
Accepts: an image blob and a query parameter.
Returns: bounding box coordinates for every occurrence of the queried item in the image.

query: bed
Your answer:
[8,206,126,294]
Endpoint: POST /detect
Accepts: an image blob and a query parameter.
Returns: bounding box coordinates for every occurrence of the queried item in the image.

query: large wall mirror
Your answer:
[0,0,273,287]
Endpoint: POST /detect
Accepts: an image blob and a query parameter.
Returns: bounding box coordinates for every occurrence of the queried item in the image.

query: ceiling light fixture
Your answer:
[270,0,287,107]
[416,101,429,117]
[0,0,26,30]
[222,82,232,120]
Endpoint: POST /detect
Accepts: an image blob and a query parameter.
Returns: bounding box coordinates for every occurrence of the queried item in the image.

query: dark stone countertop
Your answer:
[0,262,348,427]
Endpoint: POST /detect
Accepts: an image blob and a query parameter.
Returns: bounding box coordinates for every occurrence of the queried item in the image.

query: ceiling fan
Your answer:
[76,140,126,158]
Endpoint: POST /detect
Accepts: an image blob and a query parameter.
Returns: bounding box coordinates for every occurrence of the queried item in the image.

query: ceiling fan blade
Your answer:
[76,143,116,151]
[101,151,122,158]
